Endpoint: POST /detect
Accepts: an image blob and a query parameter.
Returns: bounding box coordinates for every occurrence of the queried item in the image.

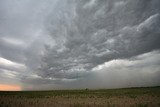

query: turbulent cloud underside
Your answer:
[0,0,160,90]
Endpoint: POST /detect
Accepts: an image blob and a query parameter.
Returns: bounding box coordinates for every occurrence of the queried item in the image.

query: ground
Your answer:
[0,86,160,107]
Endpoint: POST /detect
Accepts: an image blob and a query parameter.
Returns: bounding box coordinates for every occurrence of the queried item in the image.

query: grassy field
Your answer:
[0,86,160,107]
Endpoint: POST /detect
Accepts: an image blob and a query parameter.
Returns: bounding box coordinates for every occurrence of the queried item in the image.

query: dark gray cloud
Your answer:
[22,51,160,90]
[39,0,160,79]
[0,0,160,90]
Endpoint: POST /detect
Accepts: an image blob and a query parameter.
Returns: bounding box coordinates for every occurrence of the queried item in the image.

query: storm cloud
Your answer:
[0,0,160,90]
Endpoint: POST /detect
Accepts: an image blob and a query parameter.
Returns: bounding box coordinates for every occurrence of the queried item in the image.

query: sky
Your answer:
[0,0,160,90]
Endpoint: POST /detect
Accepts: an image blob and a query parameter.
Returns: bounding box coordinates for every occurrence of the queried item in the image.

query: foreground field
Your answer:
[0,87,160,107]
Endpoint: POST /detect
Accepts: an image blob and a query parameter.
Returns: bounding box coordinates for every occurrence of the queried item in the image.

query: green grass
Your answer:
[136,103,148,107]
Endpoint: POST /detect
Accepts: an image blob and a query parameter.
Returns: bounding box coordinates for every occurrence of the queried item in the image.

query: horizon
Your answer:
[0,86,160,91]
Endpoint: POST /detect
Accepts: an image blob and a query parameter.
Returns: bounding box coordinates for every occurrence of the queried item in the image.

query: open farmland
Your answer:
[0,86,160,107]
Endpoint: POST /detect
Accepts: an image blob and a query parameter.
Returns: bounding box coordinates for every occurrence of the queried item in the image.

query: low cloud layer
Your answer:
[0,0,160,90]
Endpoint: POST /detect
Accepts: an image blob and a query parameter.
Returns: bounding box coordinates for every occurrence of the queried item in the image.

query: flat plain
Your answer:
[0,86,160,107]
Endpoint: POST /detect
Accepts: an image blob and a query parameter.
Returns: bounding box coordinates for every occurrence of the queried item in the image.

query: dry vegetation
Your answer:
[0,87,160,107]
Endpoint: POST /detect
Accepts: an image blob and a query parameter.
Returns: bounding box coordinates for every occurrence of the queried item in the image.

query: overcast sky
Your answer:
[0,0,160,90]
